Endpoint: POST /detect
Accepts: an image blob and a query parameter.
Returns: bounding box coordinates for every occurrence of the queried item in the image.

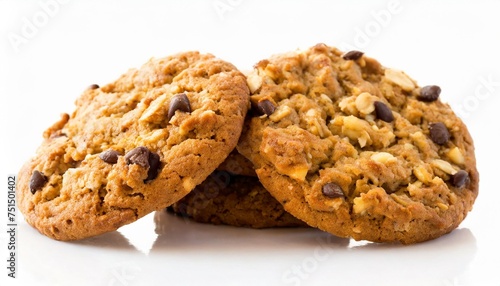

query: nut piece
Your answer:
[247,72,263,93]
[140,94,168,123]
[384,69,416,92]
[304,109,328,137]
[353,196,369,214]
[182,177,196,192]
[371,152,397,164]
[436,202,449,211]
[431,159,458,175]
[342,115,372,148]
[447,147,465,165]
[341,116,372,147]
[339,96,357,115]
[263,64,280,81]
[407,180,424,197]
[413,165,433,184]
[355,92,377,114]
[390,193,412,207]
[269,105,292,122]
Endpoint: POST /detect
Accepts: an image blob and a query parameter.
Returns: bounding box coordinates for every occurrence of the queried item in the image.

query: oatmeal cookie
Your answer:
[238,44,478,244]
[17,51,250,240]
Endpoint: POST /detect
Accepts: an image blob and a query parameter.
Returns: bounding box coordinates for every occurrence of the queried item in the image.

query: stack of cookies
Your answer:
[17,44,479,244]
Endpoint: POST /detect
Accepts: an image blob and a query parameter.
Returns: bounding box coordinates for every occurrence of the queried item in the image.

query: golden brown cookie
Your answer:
[16,51,250,240]
[237,44,479,244]
[170,170,306,228]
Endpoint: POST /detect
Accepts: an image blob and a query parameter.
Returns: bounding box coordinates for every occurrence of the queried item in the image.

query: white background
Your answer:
[1,0,500,285]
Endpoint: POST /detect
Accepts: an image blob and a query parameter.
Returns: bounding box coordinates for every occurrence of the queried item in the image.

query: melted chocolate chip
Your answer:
[30,170,47,194]
[168,93,191,121]
[99,150,120,164]
[256,99,276,116]
[429,122,450,145]
[417,85,441,102]
[125,146,151,168]
[451,170,469,188]
[322,183,345,198]
[342,50,364,61]
[374,101,394,122]
[146,152,161,181]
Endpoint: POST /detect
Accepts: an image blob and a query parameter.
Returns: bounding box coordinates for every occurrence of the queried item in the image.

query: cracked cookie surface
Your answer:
[17,51,249,240]
[238,44,478,244]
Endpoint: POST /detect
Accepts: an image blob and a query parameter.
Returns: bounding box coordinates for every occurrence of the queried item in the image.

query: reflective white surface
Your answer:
[15,211,481,286]
[1,1,499,285]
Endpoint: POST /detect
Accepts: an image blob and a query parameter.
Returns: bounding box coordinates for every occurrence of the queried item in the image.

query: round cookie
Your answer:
[237,43,478,244]
[16,51,250,240]
[170,170,306,228]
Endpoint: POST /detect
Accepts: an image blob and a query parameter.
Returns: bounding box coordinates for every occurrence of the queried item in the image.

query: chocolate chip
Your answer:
[374,101,394,122]
[125,146,151,168]
[87,84,99,90]
[168,93,191,121]
[30,170,47,194]
[417,85,441,102]
[146,152,161,181]
[256,99,276,116]
[342,50,364,61]
[429,122,450,145]
[99,150,120,164]
[125,147,161,182]
[451,170,469,188]
[322,183,345,198]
